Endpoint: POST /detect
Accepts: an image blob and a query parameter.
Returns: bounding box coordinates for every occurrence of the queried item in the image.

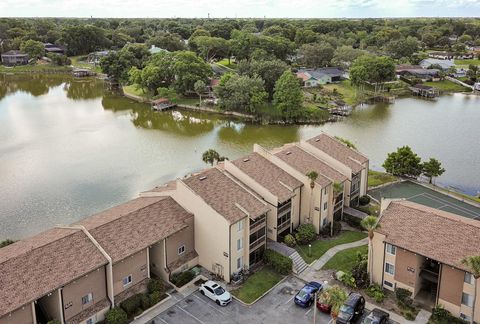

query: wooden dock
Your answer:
[151,98,177,111]
[409,84,439,98]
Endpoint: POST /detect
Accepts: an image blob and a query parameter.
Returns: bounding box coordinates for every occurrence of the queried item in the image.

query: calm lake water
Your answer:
[1,74,479,239]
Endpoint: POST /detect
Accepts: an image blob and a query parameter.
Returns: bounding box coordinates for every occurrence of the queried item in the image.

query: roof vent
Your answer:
[286,151,292,155]
[315,138,320,142]
[243,158,250,162]
[199,176,207,181]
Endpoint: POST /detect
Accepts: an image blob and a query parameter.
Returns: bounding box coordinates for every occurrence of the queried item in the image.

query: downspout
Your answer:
[56,225,114,307]
[31,302,37,324]
[146,247,150,279]
[229,222,233,282]
[435,264,443,305]
[58,288,65,324]
[164,238,171,281]
[380,242,386,287]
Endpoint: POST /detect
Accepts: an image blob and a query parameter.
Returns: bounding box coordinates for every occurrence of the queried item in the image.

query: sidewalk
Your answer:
[365,301,431,324]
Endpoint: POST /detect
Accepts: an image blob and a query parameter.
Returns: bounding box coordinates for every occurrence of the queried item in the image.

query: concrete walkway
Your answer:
[311,237,369,271]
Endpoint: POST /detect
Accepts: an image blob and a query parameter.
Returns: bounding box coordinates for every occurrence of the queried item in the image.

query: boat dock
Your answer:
[152,98,177,111]
[409,84,439,98]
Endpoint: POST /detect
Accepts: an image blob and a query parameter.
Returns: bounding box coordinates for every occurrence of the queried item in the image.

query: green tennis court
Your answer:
[369,180,480,220]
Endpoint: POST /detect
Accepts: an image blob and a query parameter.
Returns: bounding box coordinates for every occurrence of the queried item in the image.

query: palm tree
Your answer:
[202,149,220,166]
[361,215,381,283]
[306,171,318,223]
[330,182,344,236]
[462,256,480,324]
[319,286,348,323]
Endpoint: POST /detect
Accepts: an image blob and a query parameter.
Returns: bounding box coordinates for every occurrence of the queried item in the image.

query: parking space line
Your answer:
[192,294,230,316]
[156,317,169,324]
[304,308,312,316]
[176,305,207,324]
[284,295,295,305]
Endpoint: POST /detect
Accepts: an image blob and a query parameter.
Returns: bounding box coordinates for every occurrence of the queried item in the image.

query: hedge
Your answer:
[171,270,195,287]
[105,308,127,324]
[295,223,316,244]
[264,249,292,275]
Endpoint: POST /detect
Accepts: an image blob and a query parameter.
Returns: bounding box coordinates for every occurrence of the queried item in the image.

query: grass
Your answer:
[217,58,237,69]
[70,55,102,73]
[322,245,368,272]
[323,80,358,106]
[231,267,283,304]
[0,64,71,73]
[424,80,472,92]
[368,170,397,188]
[454,59,480,67]
[123,84,154,99]
[177,97,200,106]
[296,231,368,264]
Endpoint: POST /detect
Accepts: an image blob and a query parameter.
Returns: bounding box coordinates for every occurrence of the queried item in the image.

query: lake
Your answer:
[1,74,479,239]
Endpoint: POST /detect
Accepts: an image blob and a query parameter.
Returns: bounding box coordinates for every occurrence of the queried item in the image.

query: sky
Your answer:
[0,0,479,18]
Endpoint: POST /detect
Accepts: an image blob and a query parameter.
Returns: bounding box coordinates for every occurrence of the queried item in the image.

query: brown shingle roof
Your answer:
[377,200,480,272]
[183,168,269,223]
[307,133,367,174]
[78,196,193,263]
[231,152,303,203]
[274,145,347,187]
[0,228,108,317]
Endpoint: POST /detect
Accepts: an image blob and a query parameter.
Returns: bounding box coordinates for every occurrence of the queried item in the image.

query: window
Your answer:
[237,238,243,251]
[178,245,185,255]
[462,293,474,307]
[237,220,244,232]
[86,316,96,324]
[465,272,474,285]
[385,262,395,275]
[237,256,243,270]
[82,293,93,305]
[386,243,396,255]
[122,275,132,287]
[323,202,328,211]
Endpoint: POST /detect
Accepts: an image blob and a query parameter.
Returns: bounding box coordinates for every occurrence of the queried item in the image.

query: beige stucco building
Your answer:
[370,200,480,323]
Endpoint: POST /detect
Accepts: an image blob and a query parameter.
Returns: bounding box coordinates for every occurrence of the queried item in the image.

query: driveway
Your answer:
[150,276,398,324]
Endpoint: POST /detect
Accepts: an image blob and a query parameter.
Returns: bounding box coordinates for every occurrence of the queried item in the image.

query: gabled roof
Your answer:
[274,144,347,187]
[298,67,344,80]
[0,228,108,317]
[77,196,193,263]
[377,200,480,272]
[1,50,28,57]
[182,168,269,224]
[306,133,367,174]
[420,58,455,69]
[231,152,303,203]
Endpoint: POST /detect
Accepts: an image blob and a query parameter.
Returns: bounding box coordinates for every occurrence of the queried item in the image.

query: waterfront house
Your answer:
[395,65,440,81]
[428,51,475,60]
[370,200,480,323]
[300,133,369,207]
[44,43,66,55]
[225,152,303,242]
[296,67,345,87]
[149,45,168,54]
[1,50,29,66]
[419,58,455,71]
[87,51,111,64]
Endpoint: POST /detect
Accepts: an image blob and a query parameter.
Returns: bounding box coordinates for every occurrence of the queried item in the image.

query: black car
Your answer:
[336,292,365,324]
[363,308,390,324]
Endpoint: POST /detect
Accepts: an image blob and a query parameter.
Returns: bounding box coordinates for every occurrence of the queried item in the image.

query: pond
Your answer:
[1,74,479,239]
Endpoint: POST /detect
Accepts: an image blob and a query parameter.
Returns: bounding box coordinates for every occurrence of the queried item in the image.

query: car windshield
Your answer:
[297,289,310,300]
[363,318,375,324]
[340,304,354,315]
[214,287,225,295]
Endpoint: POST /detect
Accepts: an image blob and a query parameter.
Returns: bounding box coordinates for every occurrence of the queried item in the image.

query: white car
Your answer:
[199,280,232,306]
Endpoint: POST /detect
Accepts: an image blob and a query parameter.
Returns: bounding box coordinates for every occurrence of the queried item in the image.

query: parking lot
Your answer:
[151,276,396,324]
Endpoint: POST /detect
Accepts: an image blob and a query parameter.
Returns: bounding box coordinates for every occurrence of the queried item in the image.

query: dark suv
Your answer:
[336,292,365,324]
[363,308,390,324]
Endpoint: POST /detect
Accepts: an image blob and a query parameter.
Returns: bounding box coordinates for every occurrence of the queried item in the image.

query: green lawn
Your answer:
[424,80,471,92]
[217,58,237,69]
[123,84,154,99]
[0,64,71,73]
[231,267,283,304]
[177,97,200,106]
[296,231,368,264]
[322,245,368,272]
[70,55,102,73]
[323,80,358,106]
[454,59,480,67]
[368,170,397,188]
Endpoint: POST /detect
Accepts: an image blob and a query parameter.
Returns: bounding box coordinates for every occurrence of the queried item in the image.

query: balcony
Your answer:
[277,219,291,233]
[278,201,292,215]
[250,220,266,234]
[249,235,266,251]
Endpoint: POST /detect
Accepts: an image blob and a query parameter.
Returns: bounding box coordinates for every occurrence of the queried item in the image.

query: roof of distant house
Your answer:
[77,196,192,263]
[274,144,347,187]
[420,58,455,69]
[231,152,303,203]
[182,168,269,223]
[1,50,28,57]
[298,67,344,80]
[377,200,480,272]
[306,133,367,174]
[0,228,108,317]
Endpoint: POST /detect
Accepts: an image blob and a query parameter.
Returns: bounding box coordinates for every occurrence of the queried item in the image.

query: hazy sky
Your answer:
[1,0,479,18]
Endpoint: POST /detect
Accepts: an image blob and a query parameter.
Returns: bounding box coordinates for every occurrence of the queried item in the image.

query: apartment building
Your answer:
[300,132,369,207]
[225,152,303,242]
[370,200,480,323]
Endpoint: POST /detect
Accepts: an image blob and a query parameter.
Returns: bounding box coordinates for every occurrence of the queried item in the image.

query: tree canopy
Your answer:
[382,146,423,178]
[273,70,303,121]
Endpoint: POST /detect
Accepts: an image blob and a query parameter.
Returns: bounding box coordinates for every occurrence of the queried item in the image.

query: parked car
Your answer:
[316,299,332,314]
[199,280,232,306]
[363,308,390,324]
[294,281,323,307]
[336,292,365,324]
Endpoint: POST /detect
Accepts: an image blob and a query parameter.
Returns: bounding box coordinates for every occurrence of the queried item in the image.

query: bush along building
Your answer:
[0,133,370,324]
[370,200,480,323]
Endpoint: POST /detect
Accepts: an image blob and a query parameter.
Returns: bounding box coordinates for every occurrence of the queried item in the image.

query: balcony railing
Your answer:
[277,219,291,232]
[334,200,343,211]
[278,202,292,215]
[250,220,266,234]
[249,236,266,251]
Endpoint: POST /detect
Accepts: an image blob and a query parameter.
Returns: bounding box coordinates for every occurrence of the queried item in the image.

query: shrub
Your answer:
[339,271,356,288]
[430,305,468,324]
[149,291,162,305]
[366,284,384,303]
[0,239,15,248]
[319,222,342,237]
[332,221,342,235]
[283,234,296,247]
[295,223,316,244]
[171,270,195,287]
[359,195,370,206]
[105,308,127,324]
[148,278,164,294]
[120,294,142,317]
[351,252,369,289]
[402,309,416,321]
[395,287,413,307]
[140,293,151,310]
[264,249,292,275]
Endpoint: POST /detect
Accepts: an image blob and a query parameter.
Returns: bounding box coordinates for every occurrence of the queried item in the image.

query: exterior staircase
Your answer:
[267,240,309,275]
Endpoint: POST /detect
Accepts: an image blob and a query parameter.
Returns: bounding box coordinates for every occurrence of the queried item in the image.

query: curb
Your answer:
[133,293,172,320]
[231,275,289,306]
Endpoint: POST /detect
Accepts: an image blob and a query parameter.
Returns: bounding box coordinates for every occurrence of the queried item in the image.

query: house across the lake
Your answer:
[419,58,455,71]
[296,67,345,87]
[395,65,440,81]
[428,51,475,60]
[44,43,66,55]
[1,50,29,66]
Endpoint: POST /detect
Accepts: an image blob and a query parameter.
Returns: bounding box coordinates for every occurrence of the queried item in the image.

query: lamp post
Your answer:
[308,244,312,257]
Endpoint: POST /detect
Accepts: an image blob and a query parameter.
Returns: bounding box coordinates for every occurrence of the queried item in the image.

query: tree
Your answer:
[238,58,289,99]
[382,146,422,178]
[146,32,185,52]
[422,158,445,184]
[306,170,318,224]
[171,51,212,94]
[319,286,348,323]
[385,36,419,59]
[60,25,109,56]
[191,36,229,62]
[101,44,151,83]
[361,215,380,283]
[202,149,220,166]
[298,43,334,68]
[349,55,395,93]
[194,80,207,105]
[462,256,480,324]
[273,70,303,121]
[156,87,178,102]
[467,64,479,82]
[20,39,44,58]
[331,46,364,69]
